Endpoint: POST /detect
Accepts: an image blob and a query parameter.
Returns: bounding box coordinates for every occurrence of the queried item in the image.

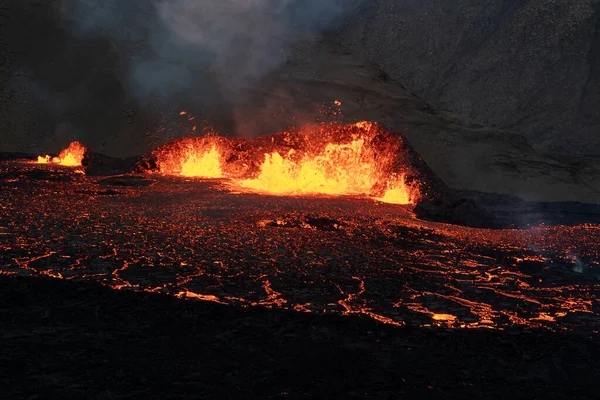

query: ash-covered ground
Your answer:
[1,159,600,398]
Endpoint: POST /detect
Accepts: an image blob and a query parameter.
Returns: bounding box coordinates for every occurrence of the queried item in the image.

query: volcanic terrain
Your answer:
[2,142,600,397]
[3,3,600,398]
[2,140,599,332]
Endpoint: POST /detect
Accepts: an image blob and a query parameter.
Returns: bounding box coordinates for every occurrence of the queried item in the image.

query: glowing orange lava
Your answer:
[239,138,380,196]
[151,122,420,203]
[37,141,87,167]
[239,123,419,203]
[180,145,222,178]
[37,155,50,164]
[377,175,413,205]
[154,138,224,178]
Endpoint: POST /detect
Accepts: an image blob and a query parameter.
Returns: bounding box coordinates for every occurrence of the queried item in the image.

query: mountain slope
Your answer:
[229,37,600,203]
[332,0,600,154]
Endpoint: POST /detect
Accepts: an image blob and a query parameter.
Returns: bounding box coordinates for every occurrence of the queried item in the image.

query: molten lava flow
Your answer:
[150,122,420,203]
[37,141,87,167]
[240,138,380,195]
[154,138,224,178]
[180,145,222,178]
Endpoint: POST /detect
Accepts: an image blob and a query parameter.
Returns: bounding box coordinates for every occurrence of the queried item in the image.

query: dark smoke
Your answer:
[1,0,359,156]
[64,0,360,100]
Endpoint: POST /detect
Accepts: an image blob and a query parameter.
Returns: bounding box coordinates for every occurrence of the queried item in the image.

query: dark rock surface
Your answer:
[416,191,600,228]
[3,275,599,399]
[332,0,600,154]
[0,151,35,161]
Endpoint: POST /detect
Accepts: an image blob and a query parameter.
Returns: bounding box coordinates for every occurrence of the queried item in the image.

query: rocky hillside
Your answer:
[332,0,600,154]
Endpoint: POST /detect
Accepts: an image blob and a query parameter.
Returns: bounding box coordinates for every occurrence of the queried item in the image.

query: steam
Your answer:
[62,0,359,101]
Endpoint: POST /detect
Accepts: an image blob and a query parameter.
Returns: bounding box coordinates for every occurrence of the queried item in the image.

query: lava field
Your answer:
[1,159,599,334]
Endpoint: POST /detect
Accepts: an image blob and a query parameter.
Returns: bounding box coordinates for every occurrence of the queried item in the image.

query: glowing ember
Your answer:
[37,141,86,167]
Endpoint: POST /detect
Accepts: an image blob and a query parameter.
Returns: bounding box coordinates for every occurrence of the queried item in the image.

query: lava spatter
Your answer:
[37,141,87,167]
[153,137,225,178]
[150,122,420,204]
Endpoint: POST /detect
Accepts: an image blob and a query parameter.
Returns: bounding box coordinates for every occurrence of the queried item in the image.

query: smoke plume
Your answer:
[62,0,359,101]
[1,0,359,155]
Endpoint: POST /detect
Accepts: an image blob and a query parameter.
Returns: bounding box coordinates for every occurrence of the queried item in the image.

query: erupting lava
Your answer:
[6,123,600,335]
[154,138,224,178]
[153,122,419,204]
[37,141,86,167]
[376,174,413,205]
[180,145,222,178]
[240,138,380,195]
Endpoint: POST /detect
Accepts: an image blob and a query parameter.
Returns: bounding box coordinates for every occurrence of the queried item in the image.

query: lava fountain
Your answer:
[151,122,420,204]
[153,136,226,178]
[37,141,87,167]
[239,138,379,195]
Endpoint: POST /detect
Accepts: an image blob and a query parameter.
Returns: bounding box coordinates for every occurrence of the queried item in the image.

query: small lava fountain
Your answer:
[37,141,87,167]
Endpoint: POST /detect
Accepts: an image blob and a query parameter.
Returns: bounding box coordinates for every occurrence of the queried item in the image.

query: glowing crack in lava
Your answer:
[37,141,87,167]
[153,122,419,204]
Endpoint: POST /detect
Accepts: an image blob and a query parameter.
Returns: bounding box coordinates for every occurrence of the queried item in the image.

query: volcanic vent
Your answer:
[148,122,422,204]
[37,141,87,167]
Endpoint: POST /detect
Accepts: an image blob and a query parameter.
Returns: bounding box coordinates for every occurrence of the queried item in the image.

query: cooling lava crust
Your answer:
[1,158,599,331]
[1,158,600,398]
